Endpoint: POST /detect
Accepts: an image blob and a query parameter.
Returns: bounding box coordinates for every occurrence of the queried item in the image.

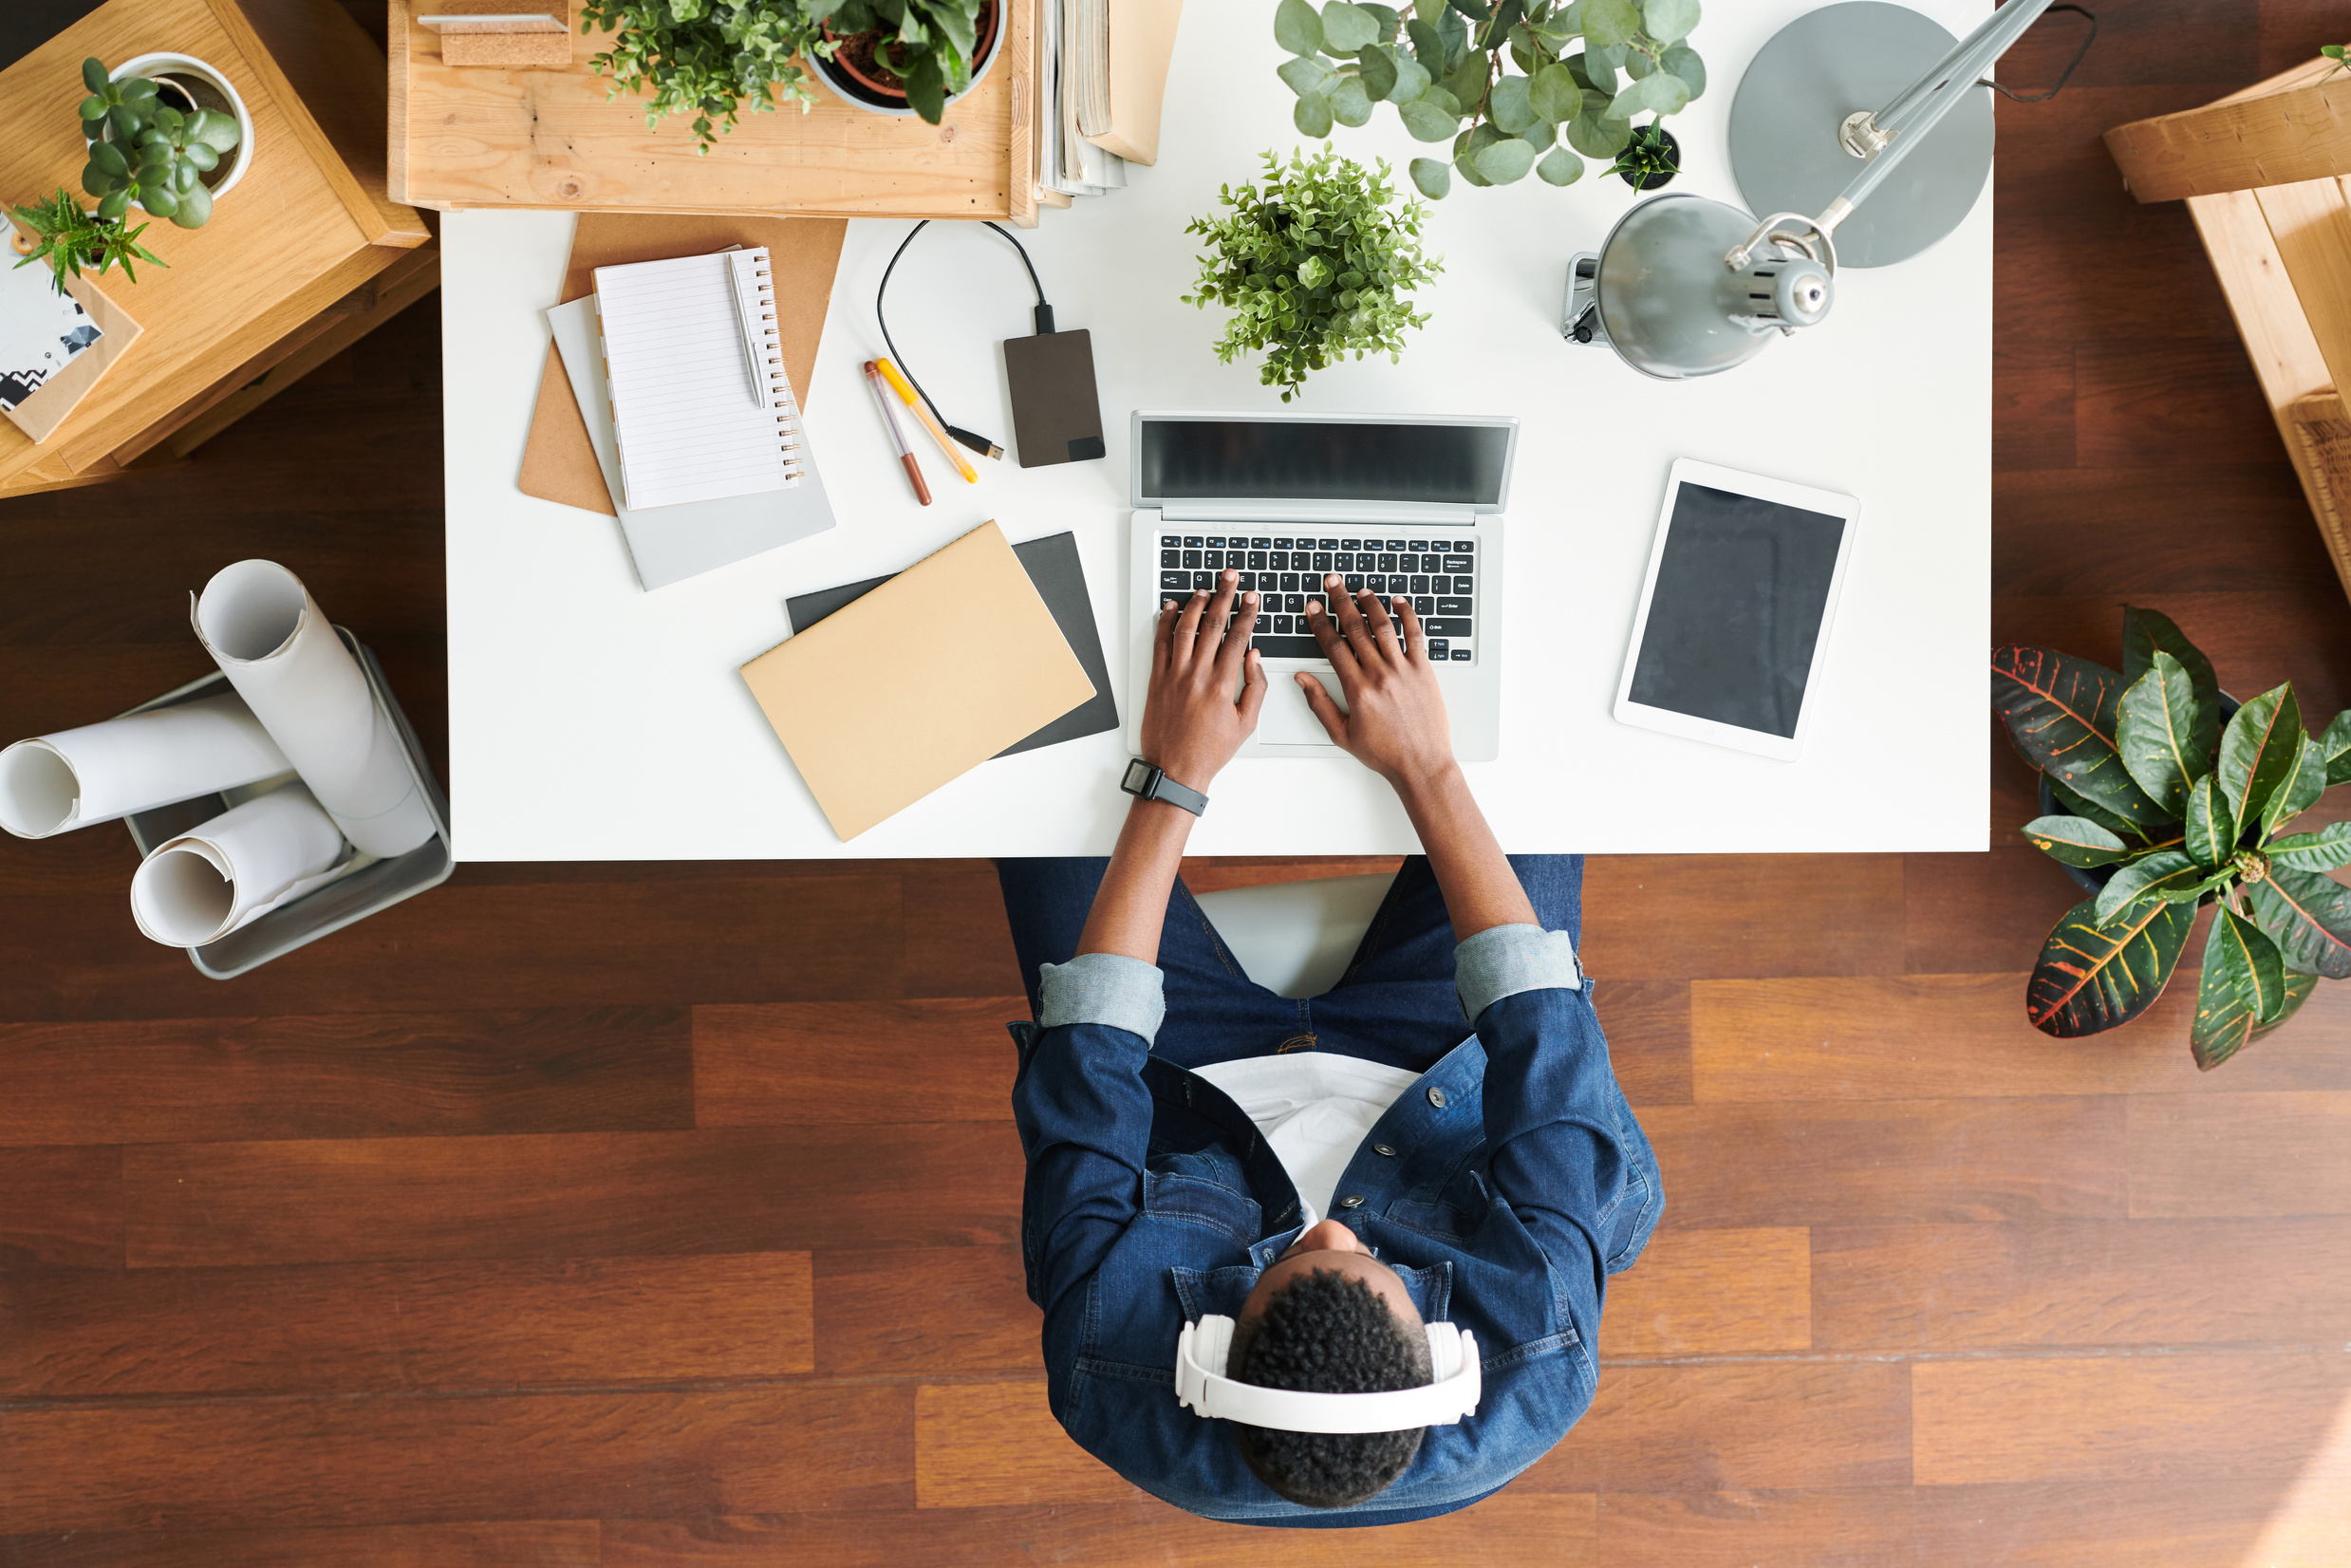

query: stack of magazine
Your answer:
[1039,0,1127,198]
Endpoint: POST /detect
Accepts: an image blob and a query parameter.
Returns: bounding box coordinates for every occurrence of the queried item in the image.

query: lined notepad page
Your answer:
[593,249,807,511]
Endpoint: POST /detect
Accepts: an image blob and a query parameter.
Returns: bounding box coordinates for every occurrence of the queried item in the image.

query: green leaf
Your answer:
[2267,822,2351,872]
[1357,43,1400,98]
[1644,0,1699,42]
[94,186,130,221]
[2118,652,2211,817]
[168,179,210,228]
[1535,145,1583,184]
[2263,732,2325,838]
[1407,17,1445,66]
[1409,155,1452,197]
[1529,61,1582,122]
[80,94,108,122]
[2121,605,2219,737]
[1475,135,1537,182]
[2024,815,2129,868]
[1568,51,1614,95]
[1991,646,2173,830]
[2321,709,2351,785]
[1444,0,1489,20]
[1608,69,1689,119]
[1323,0,1380,50]
[90,140,128,177]
[2217,682,2304,830]
[1489,73,1539,132]
[1564,111,1632,157]
[184,141,218,173]
[1279,54,1338,96]
[140,184,178,217]
[109,103,140,141]
[2246,864,2351,979]
[2093,849,2208,924]
[1580,0,1638,47]
[2044,777,2139,839]
[1661,43,1705,97]
[2183,775,2235,868]
[1331,74,1374,123]
[83,55,109,94]
[1442,53,1489,105]
[189,108,241,153]
[1398,96,1460,140]
[1360,2,1403,37]
[904,49,946,123]
[1420,83,1461,115]
[1295,90,1336,136]
[2026,893,2195,1037]
[2192,908,2287,1069]
[2253,970,2321,1040]
[1277,0,1326,55]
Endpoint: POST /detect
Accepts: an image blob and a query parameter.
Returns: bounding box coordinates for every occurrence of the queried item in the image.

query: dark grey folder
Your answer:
[785,531,1118,757]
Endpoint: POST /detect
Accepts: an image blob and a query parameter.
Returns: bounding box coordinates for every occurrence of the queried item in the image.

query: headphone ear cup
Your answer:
[1196,1315,1237,1378]
[1425,1322,1463,1383]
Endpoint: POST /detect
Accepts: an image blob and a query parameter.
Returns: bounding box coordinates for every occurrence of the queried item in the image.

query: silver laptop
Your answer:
[1127,410,1515,760]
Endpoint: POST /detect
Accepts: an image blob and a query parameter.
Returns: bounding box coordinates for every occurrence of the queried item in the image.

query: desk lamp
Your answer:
[1561,0,2066,379]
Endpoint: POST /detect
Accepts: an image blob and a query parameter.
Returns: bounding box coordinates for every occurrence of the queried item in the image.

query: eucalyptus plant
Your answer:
[1184,149,1442,401]
[580,0,831,150]
[1271,0,1705,198]
[9,188,165,290]
[1992,607,2351,1069]
[76,58,240,229]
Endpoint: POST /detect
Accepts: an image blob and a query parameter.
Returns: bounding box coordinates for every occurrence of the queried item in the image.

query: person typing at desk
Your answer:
[999,569,1661,1526]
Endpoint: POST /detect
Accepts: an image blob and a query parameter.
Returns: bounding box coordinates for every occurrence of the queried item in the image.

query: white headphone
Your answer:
[1173,1316,1482,1433]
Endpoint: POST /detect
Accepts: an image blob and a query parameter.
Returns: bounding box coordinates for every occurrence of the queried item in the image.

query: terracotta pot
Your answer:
[814,0,1001,116]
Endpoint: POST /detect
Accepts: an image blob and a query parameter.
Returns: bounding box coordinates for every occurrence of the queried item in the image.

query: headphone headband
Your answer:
[1173,1316,1482,1433]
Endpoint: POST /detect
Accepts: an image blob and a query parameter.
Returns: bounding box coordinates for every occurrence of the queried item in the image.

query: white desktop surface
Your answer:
[441,0,1989,860]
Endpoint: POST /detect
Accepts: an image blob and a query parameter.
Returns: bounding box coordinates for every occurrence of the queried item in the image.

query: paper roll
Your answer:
[128,784,350,947]
[191,560,437,857]
[0,693,290,839]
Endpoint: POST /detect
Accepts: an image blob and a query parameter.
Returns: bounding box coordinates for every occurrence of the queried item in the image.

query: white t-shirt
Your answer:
[1194,1052,1423,1229]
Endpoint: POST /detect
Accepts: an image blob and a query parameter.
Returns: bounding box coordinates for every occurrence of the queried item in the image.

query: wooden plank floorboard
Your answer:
[1578,856,1908,980]
[0,1521,604,1568]
[1589,978,1692,1108]
[0,1146,122,1273]
[1523,1362,1913,1492]
[693,1000,1018,1126]
[913,1382,1136,1507]
[1991,465,2329,595]
[814,1246,1032,1377]
[1601,1227,1810,1356]
[2,1253,813,1398]
[2127,1092,2351,1216]
[121,1126,1021,1267]
[0,1007,695,1145]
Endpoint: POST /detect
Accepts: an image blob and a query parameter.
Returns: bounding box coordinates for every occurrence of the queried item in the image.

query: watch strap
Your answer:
[1123,758,1208,816]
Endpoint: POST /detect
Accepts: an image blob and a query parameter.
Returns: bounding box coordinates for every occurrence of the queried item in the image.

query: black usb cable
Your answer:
[875,219,1056,462]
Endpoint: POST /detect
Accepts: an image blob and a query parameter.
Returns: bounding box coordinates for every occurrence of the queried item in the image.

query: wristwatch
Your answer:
[1121,758,1208,816]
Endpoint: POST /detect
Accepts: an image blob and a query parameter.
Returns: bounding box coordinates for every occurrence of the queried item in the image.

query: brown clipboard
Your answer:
[1,265,143,446]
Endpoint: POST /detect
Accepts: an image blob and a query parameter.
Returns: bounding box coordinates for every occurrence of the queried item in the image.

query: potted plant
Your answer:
[578,0,832,151]
[813,0,1000,122]
[78,55,248,228]
[1183,148,1443,402]
[9,189,165,289]
[1607,120,1678,189]
[1992,606,2351,1069]
[1270,0,1706,199]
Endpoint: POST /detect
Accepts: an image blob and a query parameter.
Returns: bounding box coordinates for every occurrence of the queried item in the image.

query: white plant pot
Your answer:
[87,52,255,215]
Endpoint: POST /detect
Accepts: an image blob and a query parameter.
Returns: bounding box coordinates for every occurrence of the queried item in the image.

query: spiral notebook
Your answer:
[594,248,808,511]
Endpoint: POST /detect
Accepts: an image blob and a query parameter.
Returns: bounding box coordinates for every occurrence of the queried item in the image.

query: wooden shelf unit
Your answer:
[386,0,1038,224]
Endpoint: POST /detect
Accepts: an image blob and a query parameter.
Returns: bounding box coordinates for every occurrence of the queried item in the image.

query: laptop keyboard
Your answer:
[1155,532,1477,663]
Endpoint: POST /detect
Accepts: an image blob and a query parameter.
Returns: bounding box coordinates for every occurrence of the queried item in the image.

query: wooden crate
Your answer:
[387,0,1038,224]
[2110,61,2351,605]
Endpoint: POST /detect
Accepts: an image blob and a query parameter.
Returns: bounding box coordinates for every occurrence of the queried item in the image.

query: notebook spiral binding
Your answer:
[745,258,807,481]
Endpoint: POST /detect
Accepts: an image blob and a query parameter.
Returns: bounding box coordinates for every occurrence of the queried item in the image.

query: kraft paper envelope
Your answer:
[520,213,848,516]
[739,522,1097,840]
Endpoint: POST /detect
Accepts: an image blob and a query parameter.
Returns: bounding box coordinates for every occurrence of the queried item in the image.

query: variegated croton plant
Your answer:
[1992,607,2351,1069]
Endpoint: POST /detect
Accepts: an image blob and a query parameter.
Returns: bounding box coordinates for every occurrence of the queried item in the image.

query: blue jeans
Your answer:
[994,855,1585,1073]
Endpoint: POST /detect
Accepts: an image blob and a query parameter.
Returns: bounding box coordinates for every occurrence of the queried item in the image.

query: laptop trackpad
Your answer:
[1260,671,1343,747]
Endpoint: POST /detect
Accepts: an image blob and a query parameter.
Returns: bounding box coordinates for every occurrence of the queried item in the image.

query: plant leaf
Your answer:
[2118,651,2211,816]
[1608,68,1688,119]
[1331,73,1374,123]
[1580,0,1638,47]
[1529,61,1581,122]
[1535,145,1583,184]
[1323,0,1380,49]
[2321,709,2351,785]
[1276,0,1326,54]
[1409,155,1452,197]
[2253,970,2321,1040]
[2024,814,2129,868]
[1279,54,1338,96]
[1661,42,1705,97]
[2267,821,2351,872]
[2044,776,2139,839]
[2217,682,2304,829]
[2192,908,2286,1068]
[83,55,108,94]
[1474,135,1537,182]
[1357,42,1400,98]
[1644,0,1699,42]
[1489,73,1539,132]
[1294,90,1336,136]
[2027,894,2196,1037]
[2093,849,2207,924]
[1991,646,2173,829]
[2121,605,2218,727]
[1398,96,1460,140]
[2246,864,2351,979]
[1564,111,1632,157]
[2263,732,2326,838]
[2183,775,2235,868]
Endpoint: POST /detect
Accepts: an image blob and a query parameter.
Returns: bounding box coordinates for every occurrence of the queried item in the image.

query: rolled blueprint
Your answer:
[0,693,290,839]
[191,560,436,857]
[128,784,349,947]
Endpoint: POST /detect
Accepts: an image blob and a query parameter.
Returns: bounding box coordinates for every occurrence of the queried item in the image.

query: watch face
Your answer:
[1123,759,1154,793]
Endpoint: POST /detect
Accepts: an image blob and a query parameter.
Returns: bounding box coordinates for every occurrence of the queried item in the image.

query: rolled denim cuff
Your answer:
[1455,923,1583,1023]
[1038,951,1166,1043]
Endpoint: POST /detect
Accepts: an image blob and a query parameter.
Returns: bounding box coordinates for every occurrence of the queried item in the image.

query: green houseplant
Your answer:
[77,56,242,229]
[1992,607,2351,1069]
[1184,149,1442,401]
[579,0,832,149]
[9,188,165,290]
[817,0,994,122]
[1270,0,1706,199]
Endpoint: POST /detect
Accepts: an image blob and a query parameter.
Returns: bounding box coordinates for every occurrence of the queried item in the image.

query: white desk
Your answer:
[441,0,1989,860]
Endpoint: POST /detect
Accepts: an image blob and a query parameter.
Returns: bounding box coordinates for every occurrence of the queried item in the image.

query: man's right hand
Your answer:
[1297,575,1457,791]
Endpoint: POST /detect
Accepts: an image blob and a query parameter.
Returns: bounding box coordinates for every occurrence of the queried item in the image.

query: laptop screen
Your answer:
[1136,418,1512,508]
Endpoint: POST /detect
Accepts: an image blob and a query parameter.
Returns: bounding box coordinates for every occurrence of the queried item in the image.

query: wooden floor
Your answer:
[7,3,2351,1561]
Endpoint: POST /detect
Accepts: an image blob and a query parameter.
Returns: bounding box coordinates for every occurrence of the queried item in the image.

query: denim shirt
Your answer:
[1008,925,1661,1528]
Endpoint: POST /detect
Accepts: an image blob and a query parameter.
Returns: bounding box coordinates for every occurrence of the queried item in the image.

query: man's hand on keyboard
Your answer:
[1299,579,1456,789]
[1138,569,1266,795]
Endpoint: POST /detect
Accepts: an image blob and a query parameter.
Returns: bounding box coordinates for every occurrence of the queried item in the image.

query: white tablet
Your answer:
[1614,458,1859,762]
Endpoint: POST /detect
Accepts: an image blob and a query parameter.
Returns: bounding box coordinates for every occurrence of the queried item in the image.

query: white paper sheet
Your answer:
[190,560,437,858]
[128,784,350,946]
[0,692,291,839]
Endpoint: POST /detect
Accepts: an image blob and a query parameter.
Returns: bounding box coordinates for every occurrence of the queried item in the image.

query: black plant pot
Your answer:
[1619,126,1679,190]
[2036,690,2242,900]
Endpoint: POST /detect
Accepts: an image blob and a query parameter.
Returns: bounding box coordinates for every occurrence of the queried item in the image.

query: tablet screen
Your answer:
[1627,480,1849,739]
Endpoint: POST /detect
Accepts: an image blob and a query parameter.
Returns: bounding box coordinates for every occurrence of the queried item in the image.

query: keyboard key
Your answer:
[1194,571,1216,591]
[1424,618,1471,636]
[1184,535,1204,548]
[1267,551,1287,569]
[1427,638,1449,658]
[1414,596,1435,615]
[1160,571,1188,592]
[1378,553,1399,572]
[1317,537,1339,550]
[1161,550,1180,568]
[1366,574,1387,594]
[1237,572,1257,592]
[1313,552,1333,571]
[1436,598,1473,617]
[1284,594,1305,613]
[1252,536,1272,549]
[1272,537,1292,549]
[1204,535,1226,548]
[1386,538,1408,551]
[1333,552,1353,570]
[1421,554,1441,572]
[1273,614,1293,634]
[1442,555,1472,573]
[1248,551,1267,570]
[1182,550,1201,569]
[1251,636,1325,659]
[1340,538,1362,550]
[1345,574,1365,592]
[1410,575,1429,594]
[1450,647,1472,662]
[1280,573,1301,591]
[1409,539,1429,552]
[1430,540,1451,551]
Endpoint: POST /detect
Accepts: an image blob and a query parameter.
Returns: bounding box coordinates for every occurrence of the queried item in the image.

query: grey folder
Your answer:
[787,532,1118,757]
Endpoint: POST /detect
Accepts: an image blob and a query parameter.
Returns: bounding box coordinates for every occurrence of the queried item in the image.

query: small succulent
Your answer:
[1605,121,1678,187]
[1184,149,1442,401]
[9,187,165,291]
[77,57,241,229]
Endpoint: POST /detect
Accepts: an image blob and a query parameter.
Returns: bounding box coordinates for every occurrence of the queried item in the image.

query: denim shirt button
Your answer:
[1372,1144,1398,1157]
[1427,1086,1448,1109]
[1338,1194,1366,1208]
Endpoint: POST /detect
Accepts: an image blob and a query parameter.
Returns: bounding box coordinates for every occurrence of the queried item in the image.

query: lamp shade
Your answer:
[1591,195,1835,380]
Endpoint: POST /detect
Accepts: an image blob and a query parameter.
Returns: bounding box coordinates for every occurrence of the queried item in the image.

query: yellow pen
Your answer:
[873,356,980,484]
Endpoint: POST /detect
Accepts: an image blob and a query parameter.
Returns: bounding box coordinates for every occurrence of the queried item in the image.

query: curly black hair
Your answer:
[1229,1267,1434,1508]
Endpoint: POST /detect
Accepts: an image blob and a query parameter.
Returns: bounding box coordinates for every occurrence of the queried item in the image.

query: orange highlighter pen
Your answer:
[864,359,931,505]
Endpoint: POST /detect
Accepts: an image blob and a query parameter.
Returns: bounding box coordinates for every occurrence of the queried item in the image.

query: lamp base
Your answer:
[1728,1,1994,269]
